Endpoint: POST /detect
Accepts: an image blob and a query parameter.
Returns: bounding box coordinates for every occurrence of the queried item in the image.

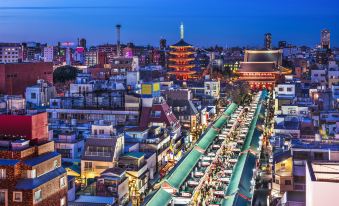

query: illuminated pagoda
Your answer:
[236,50,292,90]
[168,23,196,80]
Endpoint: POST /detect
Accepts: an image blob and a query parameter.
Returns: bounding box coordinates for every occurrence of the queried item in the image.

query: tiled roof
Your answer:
[0,159,20,166]
[15,167,66,190]
[24,151,60,167]
[167,99,199,116]
[140,102,179,128]
[239,62,276,73]
[172,39,192,47]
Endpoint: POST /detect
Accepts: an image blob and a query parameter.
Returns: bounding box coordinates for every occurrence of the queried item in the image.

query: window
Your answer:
[54,160,59,169]
[60,197,66,206]
[285,180,292,185]
[0,169,6,179]
[13,192,22,202]
[0,190,6,204]
[60,176,66,188]
[27,169,36,178]
[34,190,42,203]
[151,111,161,118]
[275,179,280,184]
[84,162,92,169]
[31,93,37,99]
[287,87,292,92]
[279,87,284,92]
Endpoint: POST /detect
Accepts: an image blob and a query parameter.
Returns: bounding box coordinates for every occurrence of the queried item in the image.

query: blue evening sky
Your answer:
[0,0,339,47]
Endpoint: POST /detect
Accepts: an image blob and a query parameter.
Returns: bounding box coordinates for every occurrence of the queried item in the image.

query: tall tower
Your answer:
[168,23,196,80]
[62,41,74,65]
[264,33,272,50]
[160,38,167,50]
[116,24,121,56]
[321,29,330,49]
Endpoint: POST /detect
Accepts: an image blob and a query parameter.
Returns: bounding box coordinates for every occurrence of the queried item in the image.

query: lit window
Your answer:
[60,197,66,206]
[0,169,6,179]
[54,160,58,169]
[34,190,42,203]
[13,192,22,202]
[27,169,36,178]
[60,176,66,188]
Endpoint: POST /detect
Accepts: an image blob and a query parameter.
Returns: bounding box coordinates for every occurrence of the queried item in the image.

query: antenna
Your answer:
[180,22,184,39]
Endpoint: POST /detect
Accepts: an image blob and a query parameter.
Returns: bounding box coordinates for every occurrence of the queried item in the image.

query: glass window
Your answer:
[27,169,36,178]
[31,93,37,99]
[84,162,92,169]
[60,176,66,188]
[285,180,292,185]
[0,169,6,179]
[54,160,58,169]
[0,191,6,203]
[13,192,22,202]
[34,190,42,203]
[60,197,66,206]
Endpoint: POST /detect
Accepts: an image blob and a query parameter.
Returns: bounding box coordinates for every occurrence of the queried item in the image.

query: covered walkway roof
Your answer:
[222,91,268,206]
[166,148,202,190]
[144,103,238,206]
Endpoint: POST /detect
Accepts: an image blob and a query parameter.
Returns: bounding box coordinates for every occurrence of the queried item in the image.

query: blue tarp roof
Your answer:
[0,159,20,166]
[24,151,60,167]
[15,167,66,190]
[75,195,115,204]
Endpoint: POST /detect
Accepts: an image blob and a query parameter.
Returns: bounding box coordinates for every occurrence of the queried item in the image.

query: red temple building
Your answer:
[236,50,291,90]
[168,23,196,80]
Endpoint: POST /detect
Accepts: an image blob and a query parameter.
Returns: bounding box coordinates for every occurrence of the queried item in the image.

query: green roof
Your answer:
[222,91,268,206]
[198,103,238,150]
[224,103,238,116]
[145,188,172,206]
[241,92,267,153]
[196,129,218,150]
[222,153,256,206]
[166,149,202,189]
[213,116,228,129]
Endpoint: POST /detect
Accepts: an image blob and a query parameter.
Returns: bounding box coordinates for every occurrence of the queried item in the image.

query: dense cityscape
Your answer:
[0,2,339,206]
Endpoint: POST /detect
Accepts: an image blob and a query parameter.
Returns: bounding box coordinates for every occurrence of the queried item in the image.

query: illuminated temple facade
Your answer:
[236,50,291,90]
[168,23,196,80]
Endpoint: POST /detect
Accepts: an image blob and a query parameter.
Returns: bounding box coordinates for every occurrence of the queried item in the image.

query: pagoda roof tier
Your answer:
[169,58,195,62]
[169,51,195,56]
[169,65,195,69]
[171,39,193,47]
[168,71,196,75]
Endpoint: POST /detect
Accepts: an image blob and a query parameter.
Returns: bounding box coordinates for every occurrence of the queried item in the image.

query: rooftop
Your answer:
[308,161,339,183]
[15,167,66,190]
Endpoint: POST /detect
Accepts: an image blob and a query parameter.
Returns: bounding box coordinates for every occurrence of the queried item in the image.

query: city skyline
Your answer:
[1,0,339,47]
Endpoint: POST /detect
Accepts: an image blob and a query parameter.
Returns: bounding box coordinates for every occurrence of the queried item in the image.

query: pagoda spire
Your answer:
[180,22,184,39]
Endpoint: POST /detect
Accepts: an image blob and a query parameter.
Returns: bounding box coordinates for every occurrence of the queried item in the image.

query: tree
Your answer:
[53,65,79,83]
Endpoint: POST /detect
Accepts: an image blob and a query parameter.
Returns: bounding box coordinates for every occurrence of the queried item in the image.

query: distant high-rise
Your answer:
[321,29,330,49]
[264,33,272,50]
[116,24,121,56]
[160,38,166,50]
[80,38,87,50]
[278,41,287,49]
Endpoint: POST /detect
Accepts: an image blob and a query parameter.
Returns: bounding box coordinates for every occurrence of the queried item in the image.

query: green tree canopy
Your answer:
[53,65,79,83]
